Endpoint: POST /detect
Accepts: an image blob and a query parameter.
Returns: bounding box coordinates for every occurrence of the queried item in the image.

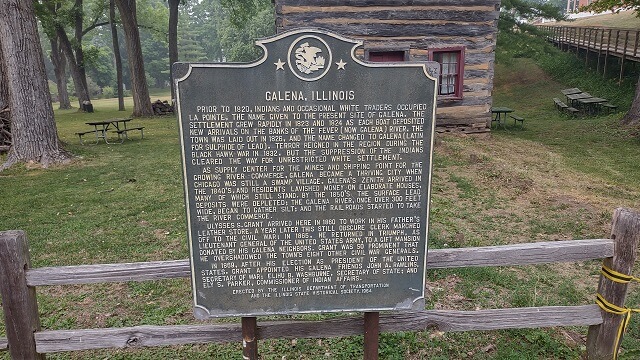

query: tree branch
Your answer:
[81,20,167,38]
[82,21,110,37]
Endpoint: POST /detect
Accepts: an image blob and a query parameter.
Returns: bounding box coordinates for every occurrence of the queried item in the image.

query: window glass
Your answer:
[430,48,464,98]
[367,51,405,62]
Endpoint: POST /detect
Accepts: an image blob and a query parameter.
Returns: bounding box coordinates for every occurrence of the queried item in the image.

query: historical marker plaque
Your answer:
[174,29,437,318]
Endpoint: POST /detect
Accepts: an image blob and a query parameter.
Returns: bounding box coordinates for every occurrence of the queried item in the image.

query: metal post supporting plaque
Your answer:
[242,317,258,359]
[364,312,380,359]
[174,27,437,354]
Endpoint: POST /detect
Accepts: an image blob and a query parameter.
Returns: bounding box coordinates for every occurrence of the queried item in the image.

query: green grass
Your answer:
[555,10,640,29]
[492,57,640,195]
[1,51,640,359]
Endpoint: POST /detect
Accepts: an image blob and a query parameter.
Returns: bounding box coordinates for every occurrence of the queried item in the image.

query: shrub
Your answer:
[102,86,116,99]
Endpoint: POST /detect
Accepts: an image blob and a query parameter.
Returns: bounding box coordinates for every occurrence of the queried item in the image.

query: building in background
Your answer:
[567,0,592,13]
[274,0,501,133]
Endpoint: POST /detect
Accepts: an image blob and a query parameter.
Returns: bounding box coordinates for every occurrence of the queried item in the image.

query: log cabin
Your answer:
[273,0,501,133]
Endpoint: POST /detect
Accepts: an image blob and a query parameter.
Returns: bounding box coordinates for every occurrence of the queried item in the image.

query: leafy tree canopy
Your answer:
[581,0,640,16]
[182,0,274,62]
[219,1,274,62]
[220,0,270,27]
[136,0,170,42]
[83,45,115,87]
[500,0,566,33]
[546,0,568,14]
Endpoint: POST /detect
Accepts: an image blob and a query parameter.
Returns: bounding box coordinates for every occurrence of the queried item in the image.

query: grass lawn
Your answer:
[554,9,640,28]
[1,58,640,359]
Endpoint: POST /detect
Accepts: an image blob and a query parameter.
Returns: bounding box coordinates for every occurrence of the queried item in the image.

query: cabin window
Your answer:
[366,50,407,62]
[430,47,465,99]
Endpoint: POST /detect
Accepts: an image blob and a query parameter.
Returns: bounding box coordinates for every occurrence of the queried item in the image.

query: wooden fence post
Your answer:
[585,28,591,66]
[586,208,640,360]
[619,31,629,85]
[364,312,380,360]
[598,28,604,73]
[242,317,258,360]
[0,230,45,359]
[604,30,611,78]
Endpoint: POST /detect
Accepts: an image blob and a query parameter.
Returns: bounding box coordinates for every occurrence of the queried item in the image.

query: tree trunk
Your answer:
[73,0,90,102]
[114,0,153,117]
[50,35,71,110]
[57,27,90,108]
[0,38,11,151]
[168,0,180,102]
[110,0,125,111]
[0,38,8,109]
[0,0,71,170]
[42,0,89,109]
[621,75,640,126]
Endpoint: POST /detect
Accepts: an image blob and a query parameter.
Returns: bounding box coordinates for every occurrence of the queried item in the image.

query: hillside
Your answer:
[551,9,640,28]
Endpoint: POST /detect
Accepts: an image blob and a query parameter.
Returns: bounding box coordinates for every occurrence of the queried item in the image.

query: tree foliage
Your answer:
[181,0,225,61]
[34,0,107,107]
[547,0,568,14]
[83,45,115,87]
[581,0,640,16]
[34,0,275,106]
[219,0,268,27]
[136,0,170,41]
[219,1,274,62]
[177,0,274,62]
[499,0,566,33]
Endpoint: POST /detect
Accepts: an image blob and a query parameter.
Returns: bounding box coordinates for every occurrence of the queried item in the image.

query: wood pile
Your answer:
[0,106,10,153]
[152,100,174,115]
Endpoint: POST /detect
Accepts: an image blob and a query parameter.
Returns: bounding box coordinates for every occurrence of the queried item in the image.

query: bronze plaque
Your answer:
[174,29,437,318]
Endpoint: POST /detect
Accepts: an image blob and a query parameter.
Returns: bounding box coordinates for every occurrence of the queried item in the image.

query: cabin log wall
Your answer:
[274,0,501,133]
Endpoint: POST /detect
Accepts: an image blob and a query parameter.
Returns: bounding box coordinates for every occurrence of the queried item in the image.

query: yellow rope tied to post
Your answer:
[596,265,640,360]
[601,265,640,284]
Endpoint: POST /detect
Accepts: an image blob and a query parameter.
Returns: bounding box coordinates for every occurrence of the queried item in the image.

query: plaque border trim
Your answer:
[174,27,439,318]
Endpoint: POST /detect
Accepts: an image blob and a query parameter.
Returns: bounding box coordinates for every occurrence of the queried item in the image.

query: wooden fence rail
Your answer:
[25,239,613,286]
[33,306,603,353]
[0,208,638,359]
[538,25,640,82]
[539,25,639,60]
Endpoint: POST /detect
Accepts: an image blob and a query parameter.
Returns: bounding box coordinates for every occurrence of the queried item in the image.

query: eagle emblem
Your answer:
[294,42,325,74]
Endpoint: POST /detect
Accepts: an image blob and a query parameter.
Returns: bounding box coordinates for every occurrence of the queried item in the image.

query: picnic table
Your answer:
[554,89,613,116]
[76,118,144,144]
[565,92,592,107]
[491,107,513,129]
[561,88,582,96]
[576,97,608,115]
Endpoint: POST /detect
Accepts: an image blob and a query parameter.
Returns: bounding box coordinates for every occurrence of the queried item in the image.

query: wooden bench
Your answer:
[114,127,144,141]
[601,103,617,113]
[565,107,580,116]
[75,130,101,145]
[509,114,524,127]
[553,98,568,111]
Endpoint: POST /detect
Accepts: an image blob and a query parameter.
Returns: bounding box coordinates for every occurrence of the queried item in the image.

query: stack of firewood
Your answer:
[152,99,174,115]
[0,106,10,153]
